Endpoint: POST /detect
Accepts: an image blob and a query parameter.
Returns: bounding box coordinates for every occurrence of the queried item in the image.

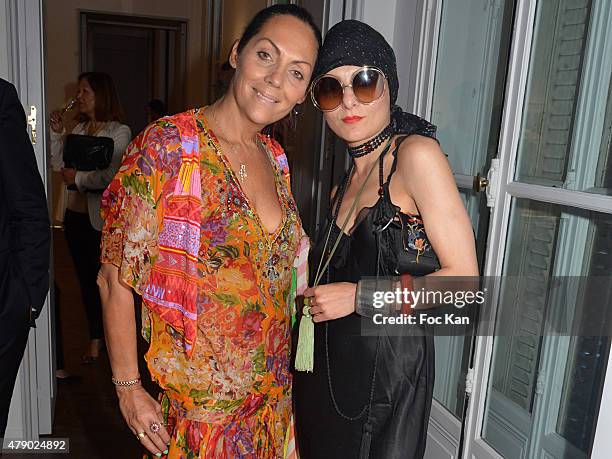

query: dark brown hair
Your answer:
[236,5,320,137]
[76,72,125,123]
[237,4,322,55]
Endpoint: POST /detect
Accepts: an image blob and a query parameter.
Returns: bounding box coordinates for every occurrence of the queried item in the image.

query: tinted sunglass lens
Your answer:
[313,77,343,111]
[353,70,384,103]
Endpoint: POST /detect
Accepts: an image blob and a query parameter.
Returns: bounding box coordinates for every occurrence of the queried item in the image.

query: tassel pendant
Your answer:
[359,422,373,459]
[289,269,298,328]
[294,299,314,372]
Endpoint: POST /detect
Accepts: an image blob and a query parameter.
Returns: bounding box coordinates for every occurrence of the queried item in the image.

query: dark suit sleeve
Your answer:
[0,80,50,317]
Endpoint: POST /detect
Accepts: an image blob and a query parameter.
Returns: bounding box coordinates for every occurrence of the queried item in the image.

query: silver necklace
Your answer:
[210,107,253,183]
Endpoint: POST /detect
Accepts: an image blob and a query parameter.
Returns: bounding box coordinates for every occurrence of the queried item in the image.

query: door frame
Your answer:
[463,1,612,458]
[2,0,54,440]
[463,0,535,448]
[79,11,188,130]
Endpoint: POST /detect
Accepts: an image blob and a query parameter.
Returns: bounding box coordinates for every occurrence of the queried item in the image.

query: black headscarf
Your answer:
[313,19,437,139]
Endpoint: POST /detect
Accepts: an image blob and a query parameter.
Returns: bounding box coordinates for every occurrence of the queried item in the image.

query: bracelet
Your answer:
[111,376,141,387]
[400,273,414,314]
[355,277,398,317]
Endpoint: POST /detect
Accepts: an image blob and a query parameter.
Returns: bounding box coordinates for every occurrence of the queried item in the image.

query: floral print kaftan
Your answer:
[100,108,303,458]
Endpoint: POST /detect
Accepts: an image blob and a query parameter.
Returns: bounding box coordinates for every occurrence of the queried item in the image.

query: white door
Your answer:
[1,0,55,439]
[412,0,612,457]
[461,1,612,458]
[415,0,517,456]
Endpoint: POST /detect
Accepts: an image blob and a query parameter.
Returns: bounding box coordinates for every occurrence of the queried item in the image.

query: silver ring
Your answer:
[150,422,161,433]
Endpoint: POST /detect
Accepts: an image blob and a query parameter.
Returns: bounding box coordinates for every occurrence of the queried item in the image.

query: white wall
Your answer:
[392,0,423,112]
[362,0,397,45]
[357,0,426,114]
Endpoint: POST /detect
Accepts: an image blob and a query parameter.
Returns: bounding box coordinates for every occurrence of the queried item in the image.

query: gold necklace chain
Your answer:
[209,107,256,183]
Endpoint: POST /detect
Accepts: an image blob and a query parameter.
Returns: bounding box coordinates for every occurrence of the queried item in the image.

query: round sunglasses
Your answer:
[310,66,386,112]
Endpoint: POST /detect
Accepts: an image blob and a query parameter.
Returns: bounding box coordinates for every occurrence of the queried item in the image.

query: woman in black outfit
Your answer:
[293,20,478,458]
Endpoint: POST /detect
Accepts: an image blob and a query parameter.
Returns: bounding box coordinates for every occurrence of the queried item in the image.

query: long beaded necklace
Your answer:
[321,139,394,455]
[295,137,394,373]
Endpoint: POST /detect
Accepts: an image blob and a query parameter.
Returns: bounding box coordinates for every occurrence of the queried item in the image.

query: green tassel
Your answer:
[289,269,298,329]
[295,300,314,372]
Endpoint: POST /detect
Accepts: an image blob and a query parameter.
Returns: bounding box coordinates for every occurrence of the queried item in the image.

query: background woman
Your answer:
[97,5,320,458]
[50,72,131,363]
[293,20,478,458]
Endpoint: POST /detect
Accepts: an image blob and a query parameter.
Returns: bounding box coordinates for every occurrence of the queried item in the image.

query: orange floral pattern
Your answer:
[101,109,302,458]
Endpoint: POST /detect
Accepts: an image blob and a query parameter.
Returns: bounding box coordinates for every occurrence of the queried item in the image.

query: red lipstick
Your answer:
[342,116,364,124]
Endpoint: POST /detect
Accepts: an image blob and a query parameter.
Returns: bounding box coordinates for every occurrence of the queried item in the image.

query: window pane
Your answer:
[431,0,514,177]
[555,335,609,451]
[482,198,612,458]
[515,1,612,196]
[430,0,515,420]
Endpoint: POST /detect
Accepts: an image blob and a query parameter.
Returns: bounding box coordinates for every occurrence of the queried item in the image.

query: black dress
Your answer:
[293,132,440,459]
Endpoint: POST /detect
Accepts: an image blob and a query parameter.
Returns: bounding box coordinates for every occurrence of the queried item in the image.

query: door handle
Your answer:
[473,174,489,192]
[473,159,500,208]
[27,105,37,144]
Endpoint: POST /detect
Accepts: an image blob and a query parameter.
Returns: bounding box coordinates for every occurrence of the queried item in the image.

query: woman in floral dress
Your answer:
[97,5,320,458]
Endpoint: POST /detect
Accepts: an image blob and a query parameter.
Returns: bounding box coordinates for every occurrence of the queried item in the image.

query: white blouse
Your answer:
[50,121,131,231]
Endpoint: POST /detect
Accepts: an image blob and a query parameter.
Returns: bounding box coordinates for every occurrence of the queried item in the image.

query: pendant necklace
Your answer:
[210,107,251,182]
[238,163,247,182]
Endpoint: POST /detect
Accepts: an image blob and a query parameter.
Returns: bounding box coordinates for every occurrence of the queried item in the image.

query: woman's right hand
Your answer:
[49,110,64,133]
[116,384,171,456]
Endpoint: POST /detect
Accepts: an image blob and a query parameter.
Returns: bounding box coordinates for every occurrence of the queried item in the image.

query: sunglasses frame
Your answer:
[310,66,387,112]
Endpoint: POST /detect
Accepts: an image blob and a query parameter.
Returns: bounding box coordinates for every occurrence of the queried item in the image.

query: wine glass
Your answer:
[60,97,77,115]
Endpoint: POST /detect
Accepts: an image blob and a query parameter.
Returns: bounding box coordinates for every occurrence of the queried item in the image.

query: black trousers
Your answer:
[63,209,103,340]
[0,261,30,437]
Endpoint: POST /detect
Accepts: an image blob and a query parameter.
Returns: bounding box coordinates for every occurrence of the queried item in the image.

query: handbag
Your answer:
[389,211,441,276]
[63,134,114,171]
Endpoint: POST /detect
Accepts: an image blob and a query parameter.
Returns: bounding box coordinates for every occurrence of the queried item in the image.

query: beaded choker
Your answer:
[347,122,394,158]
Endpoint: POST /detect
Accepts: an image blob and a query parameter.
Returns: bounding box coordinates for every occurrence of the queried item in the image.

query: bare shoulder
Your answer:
[395,134,448,176]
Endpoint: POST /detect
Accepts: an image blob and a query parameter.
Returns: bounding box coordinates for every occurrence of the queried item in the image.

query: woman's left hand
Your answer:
[305,282,356,322]
[61,168,76,185]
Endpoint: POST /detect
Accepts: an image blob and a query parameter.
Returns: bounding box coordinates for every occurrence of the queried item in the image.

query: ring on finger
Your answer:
[136,431,146,441]
[150,422,161,433]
